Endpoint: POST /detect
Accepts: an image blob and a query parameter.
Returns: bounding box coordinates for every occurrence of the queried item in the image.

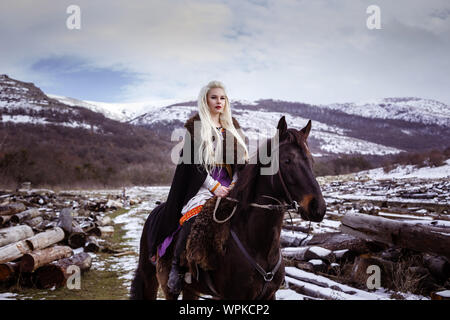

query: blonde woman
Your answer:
[145,81,249,295]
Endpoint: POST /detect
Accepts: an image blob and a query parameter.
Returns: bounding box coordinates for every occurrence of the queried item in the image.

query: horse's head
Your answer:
[272,116,326,222]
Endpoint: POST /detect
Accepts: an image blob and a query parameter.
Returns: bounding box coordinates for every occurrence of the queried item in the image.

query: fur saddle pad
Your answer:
[185,196,236,270]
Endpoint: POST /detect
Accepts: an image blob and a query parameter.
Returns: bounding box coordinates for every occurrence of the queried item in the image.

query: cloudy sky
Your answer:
[0,0,449,105]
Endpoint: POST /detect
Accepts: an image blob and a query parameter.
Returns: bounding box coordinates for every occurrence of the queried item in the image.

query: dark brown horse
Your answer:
[130,116,326,300]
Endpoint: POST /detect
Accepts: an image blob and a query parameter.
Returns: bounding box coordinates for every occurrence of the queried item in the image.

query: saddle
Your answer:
[185,196,236,271]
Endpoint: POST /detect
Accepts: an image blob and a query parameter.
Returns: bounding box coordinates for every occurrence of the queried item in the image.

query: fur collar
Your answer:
[183,112,246,165]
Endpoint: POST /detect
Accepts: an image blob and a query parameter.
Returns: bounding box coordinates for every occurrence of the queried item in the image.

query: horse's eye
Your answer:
[284,159,291,164]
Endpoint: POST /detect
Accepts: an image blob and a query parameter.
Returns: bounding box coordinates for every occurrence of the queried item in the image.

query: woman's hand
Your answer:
[213,185,230,197]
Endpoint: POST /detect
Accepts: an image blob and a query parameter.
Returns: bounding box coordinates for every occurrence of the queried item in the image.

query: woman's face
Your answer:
[207,87,226,117]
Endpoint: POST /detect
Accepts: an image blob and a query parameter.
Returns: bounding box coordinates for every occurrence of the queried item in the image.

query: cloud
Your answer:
[0,0,449,104]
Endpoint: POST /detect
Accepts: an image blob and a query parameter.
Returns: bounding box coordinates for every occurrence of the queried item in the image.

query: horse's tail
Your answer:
[130,213,159,300]
[130,260,158,300]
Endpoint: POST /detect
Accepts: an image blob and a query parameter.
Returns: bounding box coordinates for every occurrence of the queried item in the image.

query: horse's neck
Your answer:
[233,184,284,263]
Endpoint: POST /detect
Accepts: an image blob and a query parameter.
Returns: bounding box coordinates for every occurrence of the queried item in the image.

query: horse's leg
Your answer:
[181,287,199,300]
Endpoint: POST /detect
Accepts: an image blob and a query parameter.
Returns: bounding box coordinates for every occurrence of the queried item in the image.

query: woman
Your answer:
[144,80,249,295]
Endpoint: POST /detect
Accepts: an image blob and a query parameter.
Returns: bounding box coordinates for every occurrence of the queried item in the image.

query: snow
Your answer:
[49,94,188,122]
[0,292,18,300]
[308,246,332,257]
[320,97,450,127]
[436,290,450,298]
[358,159,450,180]
[1,114,100,131]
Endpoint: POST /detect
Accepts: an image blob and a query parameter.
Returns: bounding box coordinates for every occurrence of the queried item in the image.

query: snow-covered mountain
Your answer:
[320,97,450,128]
[2,74,449,159]
[48,94,186,123]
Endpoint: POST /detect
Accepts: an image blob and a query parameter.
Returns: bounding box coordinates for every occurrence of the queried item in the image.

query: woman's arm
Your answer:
[229,171,238,189]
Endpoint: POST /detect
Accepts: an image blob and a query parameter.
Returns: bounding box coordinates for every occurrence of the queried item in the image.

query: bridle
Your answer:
[212,144,301,223]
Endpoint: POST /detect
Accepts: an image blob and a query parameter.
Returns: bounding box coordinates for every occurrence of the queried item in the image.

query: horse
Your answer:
[130,116,326,300]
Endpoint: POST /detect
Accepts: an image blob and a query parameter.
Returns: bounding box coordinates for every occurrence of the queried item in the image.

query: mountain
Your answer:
[126,99,450,159]
[0,74,174,187]
[47,94,185,123]
[1,73,449,187]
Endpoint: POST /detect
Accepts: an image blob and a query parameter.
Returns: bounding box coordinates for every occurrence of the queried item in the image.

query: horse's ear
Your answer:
[301,120,312,140]
[277,116,288,138]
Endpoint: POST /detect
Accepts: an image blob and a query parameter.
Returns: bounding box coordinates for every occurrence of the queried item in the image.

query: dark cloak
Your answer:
[145,113,246,257]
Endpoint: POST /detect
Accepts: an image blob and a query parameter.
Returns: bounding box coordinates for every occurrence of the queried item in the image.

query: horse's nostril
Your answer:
[309,197,318,213]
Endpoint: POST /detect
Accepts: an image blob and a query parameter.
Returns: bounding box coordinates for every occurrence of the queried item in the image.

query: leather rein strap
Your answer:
[230,230,283,300]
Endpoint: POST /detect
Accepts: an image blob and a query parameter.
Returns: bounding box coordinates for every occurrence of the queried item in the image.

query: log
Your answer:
[304,232,371,254]
[84,236,100,252]
[97,216,113,226]
[0,215,13,226]
[57,208,74,234]
[24,216,44,228]
[0,225,34,248]
[0,240,32,263]
[282,247,309,260]
[340,213,450,259]
[423,254,450,280]
[282,246,336,263]
[20,245,73,272]
[34,252,92,289]
[95,226,114,238]
[280,233,310,248]
[431,290,450,300]
[283,225,311,233]
[25,227,65,251]
[11,208,41,223]
[68,226,87,249]
[0,261,19,283]
[304,246,335,263]
[0,203,26,216]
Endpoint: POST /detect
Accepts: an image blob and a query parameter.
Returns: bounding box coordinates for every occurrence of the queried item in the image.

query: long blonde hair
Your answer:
[197,81,249,174]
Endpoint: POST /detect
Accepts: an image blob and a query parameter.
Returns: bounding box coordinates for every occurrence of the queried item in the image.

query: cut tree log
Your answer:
[34,252,92,289]
[67,225,86,249]
[20,245,73,272]
[282,246,336,263]
[0,261,19,283]
[340,213,450,259]
[95,226,114,238]
[11,208,41,223]
[24,216,44,228]
[0,225,34,248]
[0,215,13,226]
[0,240,32,263]
[25,227,65,251]
[96,216,112,227]
[304,232,372,254]
[84,236,100,252]
[57,208,74,234]
[0,203,26,216]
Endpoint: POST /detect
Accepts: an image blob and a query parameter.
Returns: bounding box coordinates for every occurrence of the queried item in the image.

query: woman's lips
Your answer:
[215,106,222,109]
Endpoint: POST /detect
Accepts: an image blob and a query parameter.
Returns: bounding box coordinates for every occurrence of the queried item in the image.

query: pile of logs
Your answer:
[280,212,450,299]
[0,188,123,290]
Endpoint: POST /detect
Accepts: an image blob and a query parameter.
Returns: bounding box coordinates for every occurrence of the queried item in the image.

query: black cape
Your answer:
[145,113,245,257]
